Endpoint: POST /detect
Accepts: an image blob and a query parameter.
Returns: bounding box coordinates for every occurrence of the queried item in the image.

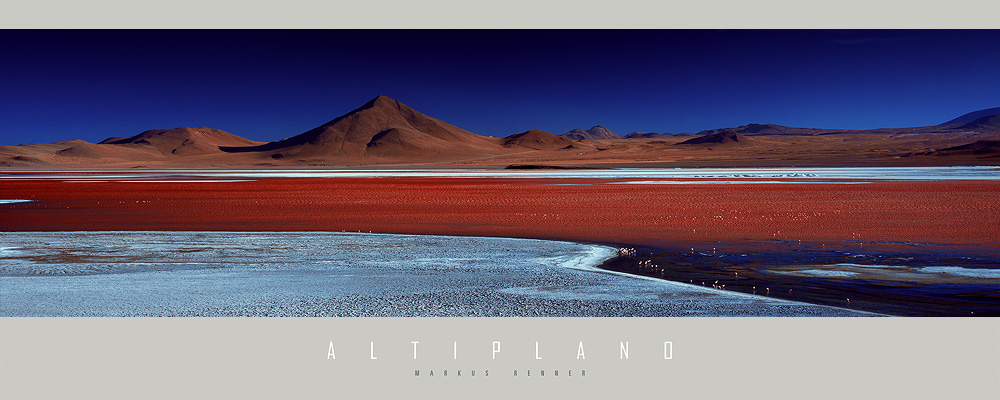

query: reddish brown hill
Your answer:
[101,127,263,156]
[0,149,54,168]
[676,131,750,145]
[0,139,162,168]
[503,130,576,150]
[222,95,507,162]
[55,140,134,158]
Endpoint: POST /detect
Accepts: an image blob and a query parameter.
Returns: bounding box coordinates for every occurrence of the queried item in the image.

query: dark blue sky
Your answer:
[2,30,998,145]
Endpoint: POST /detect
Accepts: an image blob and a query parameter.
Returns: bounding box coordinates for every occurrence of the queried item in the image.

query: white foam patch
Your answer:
[919,267,1000,279]
[609,181,869,185]
[831,263,908,269]
[554,246,618,272]
[0,199,32,204]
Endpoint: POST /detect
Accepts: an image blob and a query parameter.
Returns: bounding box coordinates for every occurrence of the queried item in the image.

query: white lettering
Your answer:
[535,341,542,360]
[327,341,336,360]
[412,341,419,360]
[492,341,501,359]
[370,341,378,360]
[664,341,673,359]
[620,341,629,360]
[577,341,586,359]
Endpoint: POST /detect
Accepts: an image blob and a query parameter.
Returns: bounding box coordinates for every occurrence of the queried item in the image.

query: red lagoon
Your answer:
[2,177,997,250]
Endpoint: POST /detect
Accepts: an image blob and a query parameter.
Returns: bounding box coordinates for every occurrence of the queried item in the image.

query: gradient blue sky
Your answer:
[2,30,998,145]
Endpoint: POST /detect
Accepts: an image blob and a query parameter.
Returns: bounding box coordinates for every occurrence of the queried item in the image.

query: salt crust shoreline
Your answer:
[0,231,875,317]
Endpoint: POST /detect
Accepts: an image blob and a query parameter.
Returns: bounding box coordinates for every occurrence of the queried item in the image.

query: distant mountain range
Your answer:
[549,107,1000,140]
[691,111,1000,137]
[696,124,835,136]
[1,97,998,168]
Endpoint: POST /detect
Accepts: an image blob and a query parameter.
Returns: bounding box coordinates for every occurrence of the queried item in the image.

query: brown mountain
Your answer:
[561,125,622,140]
[948,115,1000,132]
[221,95,508,162]
[676,131,750,145]
[942,107,1000,125]
[101,127,263,156]
[503,130,576,150]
